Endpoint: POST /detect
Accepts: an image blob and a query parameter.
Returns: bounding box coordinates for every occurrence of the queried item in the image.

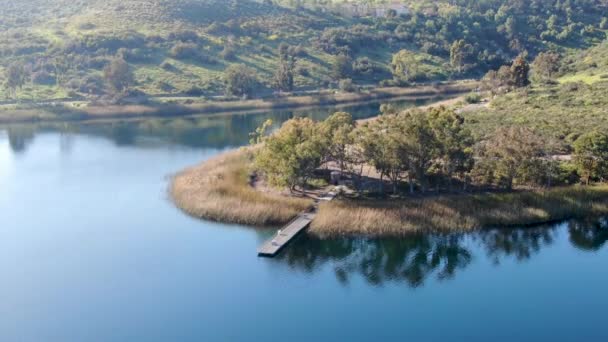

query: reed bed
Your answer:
[310,186,608,237]
[0,82,476,124]
[170,148,312,227]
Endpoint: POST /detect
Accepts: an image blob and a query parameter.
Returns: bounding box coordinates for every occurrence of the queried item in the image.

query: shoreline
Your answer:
[0,82,476,124]
[170,148,608,238]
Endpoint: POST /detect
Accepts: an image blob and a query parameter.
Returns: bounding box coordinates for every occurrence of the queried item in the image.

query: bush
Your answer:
[223,64,258,98]
[465,92,482,104]
[169,42,199,60]
[185,86,205,96]
[160,61,176,71]
[31,70,56,85]
[169,43,216,64]
[352,57,376,75]
[338,78,357,92]
[168,30,200,42]
[219,45,237,61]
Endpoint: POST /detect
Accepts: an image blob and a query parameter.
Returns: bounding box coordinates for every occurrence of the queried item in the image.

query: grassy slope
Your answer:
[467,40,608,145]
[466,82,608,144]
[1,0,606,102]
[559,41,608,84]
[0,0,357,100]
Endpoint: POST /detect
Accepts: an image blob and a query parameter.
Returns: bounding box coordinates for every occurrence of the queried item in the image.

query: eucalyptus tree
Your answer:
[319,112,356,175]
[427,107,474,191]
[475,126,547,190]
[573,131,608,185]
[4,61,27,98]
[254,117,325,192]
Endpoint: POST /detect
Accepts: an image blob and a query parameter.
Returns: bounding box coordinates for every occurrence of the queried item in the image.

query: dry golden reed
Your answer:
[310,186,608,237]
[170,148,312,226]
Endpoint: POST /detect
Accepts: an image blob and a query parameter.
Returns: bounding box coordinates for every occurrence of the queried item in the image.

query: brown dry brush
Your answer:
[170,148,312,227]
[310,185,608,237]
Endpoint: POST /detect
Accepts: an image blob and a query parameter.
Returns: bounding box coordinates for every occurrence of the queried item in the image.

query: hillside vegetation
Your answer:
[0,0,606,103]
[469,38,608,148]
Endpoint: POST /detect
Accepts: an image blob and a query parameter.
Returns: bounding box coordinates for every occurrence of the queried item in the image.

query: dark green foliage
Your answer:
[4,61,27,97]
[0,0,607,101]
[573,132,608,185]
[103,57,134,93]
[331,54,352,81]
[273,58,295,92]
[511,56,531,87]
[223,64,258,97]
[531,52,561,82]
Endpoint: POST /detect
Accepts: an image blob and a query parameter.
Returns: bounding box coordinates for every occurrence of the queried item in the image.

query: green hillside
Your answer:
[559,40,608,84]
[466,39,608,151]
[0,0,606,102]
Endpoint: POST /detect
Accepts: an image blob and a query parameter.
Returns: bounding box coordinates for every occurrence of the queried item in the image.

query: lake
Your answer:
[1,98,607,341]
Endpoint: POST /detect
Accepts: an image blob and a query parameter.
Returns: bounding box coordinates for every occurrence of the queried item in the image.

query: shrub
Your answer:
[352,57,376,75]
[169,42,199,60]
[169,43,216,64]
[168,30,200,42]
[31,70,56,85]
[465,92,482,104]
[338,78,357,92]
[185,86,205,96]
[219,45,237,61]
[160,61,176,71]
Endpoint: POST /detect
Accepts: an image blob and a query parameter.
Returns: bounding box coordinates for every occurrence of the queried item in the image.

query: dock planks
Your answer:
[257,191,336,257]
[257,212,315,257]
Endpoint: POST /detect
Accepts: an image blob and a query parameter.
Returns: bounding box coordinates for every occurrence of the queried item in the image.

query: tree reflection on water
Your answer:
[274,218,608,288]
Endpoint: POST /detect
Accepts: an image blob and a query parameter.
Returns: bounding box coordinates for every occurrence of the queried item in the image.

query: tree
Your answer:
[391,50,421,83]
[331,54,352,81]
[249,119,273,145]
[475,126,547,190]
[223,64,258,97]
[450,40,472,74]
[427,107,474,190]
[254,117,325,191]
[531,52,560,82]
[103,57,134,94]
[573,132,608,185]
[511,55,530,87]
[397,110,438,193]
[357,115,410,193]
[4,61,27,98]
[319,112,355,175]
[273,58,295,92]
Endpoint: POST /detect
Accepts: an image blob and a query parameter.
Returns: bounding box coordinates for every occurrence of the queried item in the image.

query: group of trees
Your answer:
[3,56,135,99]
[254,108,608,194]
[481,55,531,94]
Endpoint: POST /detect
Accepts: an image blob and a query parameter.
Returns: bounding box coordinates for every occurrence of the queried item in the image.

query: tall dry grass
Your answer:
[170,148,312,227]
[0,82,477,124]
[310,185,608,237]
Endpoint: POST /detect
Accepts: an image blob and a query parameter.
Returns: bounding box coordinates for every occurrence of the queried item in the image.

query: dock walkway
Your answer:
[257,212,315,257]
[257,191,336,257]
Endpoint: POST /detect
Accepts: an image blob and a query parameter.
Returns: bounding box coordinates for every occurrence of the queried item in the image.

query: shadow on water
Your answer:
[0,96,446,153]
[273,217,608,288]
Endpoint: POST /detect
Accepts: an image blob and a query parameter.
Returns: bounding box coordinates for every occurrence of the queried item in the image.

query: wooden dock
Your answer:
[257,212,315,257]
[257,191,336,257]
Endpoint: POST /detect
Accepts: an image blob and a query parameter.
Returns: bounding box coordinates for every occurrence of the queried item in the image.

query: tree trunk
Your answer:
[407,174,414,195]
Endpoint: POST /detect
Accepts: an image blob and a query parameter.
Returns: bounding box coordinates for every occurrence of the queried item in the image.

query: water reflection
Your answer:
[569,218,608,251]
[276,218,607,287]
[0,97,444,153]
[6,125,35,154]
[475,225,559,264]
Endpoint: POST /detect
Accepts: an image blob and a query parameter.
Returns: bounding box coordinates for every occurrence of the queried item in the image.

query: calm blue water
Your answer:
[1,100,607,341]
